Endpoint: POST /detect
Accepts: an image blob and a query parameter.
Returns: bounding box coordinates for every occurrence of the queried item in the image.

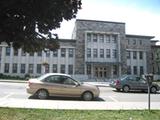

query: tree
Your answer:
[0,0,82,52]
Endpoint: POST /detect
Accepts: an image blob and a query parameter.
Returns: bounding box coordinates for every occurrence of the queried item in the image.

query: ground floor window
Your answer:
[4,63,9,73]
[87,64,91,75]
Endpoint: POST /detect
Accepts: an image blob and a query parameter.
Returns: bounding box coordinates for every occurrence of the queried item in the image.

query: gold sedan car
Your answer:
[27,73,100,101]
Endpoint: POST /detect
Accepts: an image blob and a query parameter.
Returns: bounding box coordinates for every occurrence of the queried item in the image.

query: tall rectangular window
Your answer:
[127,51,131,59]
[113,49,117,58]
[28,64,34,74]
[6,47,10,56]
[106,35,110,43]
[93,49,98,58]
[87,48,91,58]
[127,66,131,74]
[29,52,34,56]
[133,66,137,75]
[93,34,97,42]
[113,65,118,75]
[14,49,18,56]
[99,34,104,43]
[87,64,91,75]
[133,51,137,59]
[133,39,136,45]
[112,35,117,43]
[45,64,49,73]
[37,64,41,74]
[12,63,17,73]
[69,48,74,57]
[4,63,9,73]
[53,50,58,57]
[46,51,50,57]
[21,50,26,56]
[106,49,111,58]
[140,66,144,75]
[100,49,104,58]
[53,64,57,73]
[87,33,91,42]
[139,51,143,60]
[21,64,25,73]
[61,64,65,73]
[37,51,42,56]
[68,65,73,74]
[61,48,66,57]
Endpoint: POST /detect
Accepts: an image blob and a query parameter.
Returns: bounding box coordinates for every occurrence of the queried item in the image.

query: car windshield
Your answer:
[120,75,128,80]
[37,74,49,81]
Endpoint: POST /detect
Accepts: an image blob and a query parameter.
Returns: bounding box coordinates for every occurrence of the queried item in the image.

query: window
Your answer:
[53,64,57,73]
[139,40,142,45]
[99,34,104,43]
[93,49,98,58]
[61,64,65,73]
[113,65,118,75]
[127,39,130,45]
[37,64,41,74]
[127,51,131,59]
[14,49,18,56]
[12,63,17,73]
[93,34,97,42]
[140,66,144,75]
[112,35,117,43]
[69,48,74,57]
[20,64,25,73]
[87,64,91,75]
[37,51,42,56]
[127,66,131,74]
[46,51,50,57]
[6,47,10,56]
[133,66,137,75]
[87,48,91,58]
[87,33,91,42]
[133,51,137,59]
[106,49,111,58]
[68,65,73,74]
[45,64,49,73]
[100,49,104,58]
[106,35,110,43]
[61,48,66,57]
[53,50,58,57]
[112,49,117,58]
[21,50,26,56]
[29,52,34,56]
[28,64,34,74]
[133,39,136,45]
[139,51,143,60]
[4,63,9,73]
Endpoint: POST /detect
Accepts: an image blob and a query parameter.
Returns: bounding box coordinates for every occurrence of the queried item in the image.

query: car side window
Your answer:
[63,77,76,85]
[44,75,62,84]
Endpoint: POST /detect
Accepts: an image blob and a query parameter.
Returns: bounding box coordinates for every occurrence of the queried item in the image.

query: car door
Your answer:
[59,76,82,97]
[126,76,139,90]
[138,78,148,90]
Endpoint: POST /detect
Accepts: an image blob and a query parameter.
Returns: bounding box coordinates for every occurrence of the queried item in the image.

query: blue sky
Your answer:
[56,0,160,40]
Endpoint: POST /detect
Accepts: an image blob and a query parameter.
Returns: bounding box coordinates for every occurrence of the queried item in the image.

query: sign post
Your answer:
[145,74,153,111]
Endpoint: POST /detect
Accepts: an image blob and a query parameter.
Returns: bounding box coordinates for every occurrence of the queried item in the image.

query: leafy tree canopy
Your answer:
[0,0,81,52]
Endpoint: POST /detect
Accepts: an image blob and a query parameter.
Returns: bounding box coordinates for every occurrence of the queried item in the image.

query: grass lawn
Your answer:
[0,108,160,120]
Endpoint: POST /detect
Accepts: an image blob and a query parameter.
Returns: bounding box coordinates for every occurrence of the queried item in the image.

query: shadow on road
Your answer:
[28,95,105,101]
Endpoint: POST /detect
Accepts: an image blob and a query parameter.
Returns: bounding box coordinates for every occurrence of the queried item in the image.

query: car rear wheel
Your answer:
[116,88,121,92]
[37,89,49,99]
[82,91,93,101]
[123,85,130,92]
[150,86,157,93]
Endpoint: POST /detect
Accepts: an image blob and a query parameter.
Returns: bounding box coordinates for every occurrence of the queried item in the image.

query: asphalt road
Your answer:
[0,82,160,102]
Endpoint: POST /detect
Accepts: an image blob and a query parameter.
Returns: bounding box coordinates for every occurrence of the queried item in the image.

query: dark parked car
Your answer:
[110,75,160,93]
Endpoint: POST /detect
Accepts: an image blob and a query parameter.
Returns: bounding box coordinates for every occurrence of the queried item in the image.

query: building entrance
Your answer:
[94,67,108,78]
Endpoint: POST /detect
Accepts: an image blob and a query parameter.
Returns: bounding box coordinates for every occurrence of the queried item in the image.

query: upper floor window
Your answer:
[93,49,98,58]
[139,51,143,60]
[87,48,91,58]
[93,34,97,42]
[21,50,26,56]
[46,51,50,57]
[53,50,58,57]
[87,33,91,42]
[112,35,117,43]
[37,51,42,56]
[112,49,117,58]
[106,35,110,43]
[106,49,111,58]
[29,52,34,56]
[69,48,74,58]
[14,49,18,56]
[100,49,104,58]
[127,51,131,59]
[133,39,136,45]
[139,40,142,45]
[61,48,66,57]
[6,47,10,56]
[99,34,104,43]
[133,51,137,59]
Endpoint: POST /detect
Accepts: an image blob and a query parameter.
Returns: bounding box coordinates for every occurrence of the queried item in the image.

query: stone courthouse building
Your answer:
[0,19,156,79]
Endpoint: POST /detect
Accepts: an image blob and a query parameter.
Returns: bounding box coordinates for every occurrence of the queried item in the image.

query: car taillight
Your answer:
[28,80,32,87]
[115,80,120,85]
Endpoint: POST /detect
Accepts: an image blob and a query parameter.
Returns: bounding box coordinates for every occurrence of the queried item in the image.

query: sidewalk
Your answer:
[0,99,160,110]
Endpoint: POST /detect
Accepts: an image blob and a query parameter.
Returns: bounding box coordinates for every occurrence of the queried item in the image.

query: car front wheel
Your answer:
[123,85,130,92]
[37,89,49,99]
[150,86,157,93]
[82,91,93,101]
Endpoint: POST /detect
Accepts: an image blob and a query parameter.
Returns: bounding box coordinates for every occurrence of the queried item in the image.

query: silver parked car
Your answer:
[110,75,160,93]
[27,73,100,101]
